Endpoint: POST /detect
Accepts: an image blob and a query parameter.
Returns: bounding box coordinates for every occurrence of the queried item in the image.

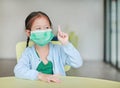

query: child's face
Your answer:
[31,16,51,31]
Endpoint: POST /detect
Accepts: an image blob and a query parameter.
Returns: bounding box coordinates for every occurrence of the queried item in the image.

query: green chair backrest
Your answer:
[69,32,79,49]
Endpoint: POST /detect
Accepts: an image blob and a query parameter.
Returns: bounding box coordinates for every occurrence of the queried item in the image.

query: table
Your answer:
[0,76,119,88]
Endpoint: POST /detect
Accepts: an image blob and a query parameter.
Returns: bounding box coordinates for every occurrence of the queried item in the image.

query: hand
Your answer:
[57,26,69,45]
[38,73,61,83]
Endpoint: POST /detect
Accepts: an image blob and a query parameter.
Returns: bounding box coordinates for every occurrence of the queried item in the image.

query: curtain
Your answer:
[104,0,120,69]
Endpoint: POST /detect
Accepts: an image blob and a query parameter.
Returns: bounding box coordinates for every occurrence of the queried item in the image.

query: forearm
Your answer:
[14,66,39,80]
[62,42,83,68]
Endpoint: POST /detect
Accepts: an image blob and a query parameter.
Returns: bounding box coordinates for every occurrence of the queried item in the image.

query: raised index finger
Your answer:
[58,25,62,34]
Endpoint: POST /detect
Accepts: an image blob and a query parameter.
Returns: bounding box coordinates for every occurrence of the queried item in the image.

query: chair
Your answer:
[16,40,71,72]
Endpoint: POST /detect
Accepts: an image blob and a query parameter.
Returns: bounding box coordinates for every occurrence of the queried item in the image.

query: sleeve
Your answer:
[14,48,39,80]
[60,42,83,68]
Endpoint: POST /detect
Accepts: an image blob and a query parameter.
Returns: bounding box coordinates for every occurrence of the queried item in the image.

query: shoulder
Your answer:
[50,42,74,50]
[24,46,34,51]
[49,42,61,50]
[22,46,35,55]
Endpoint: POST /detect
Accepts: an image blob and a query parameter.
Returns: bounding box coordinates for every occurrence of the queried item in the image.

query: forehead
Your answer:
[32,17,50,26]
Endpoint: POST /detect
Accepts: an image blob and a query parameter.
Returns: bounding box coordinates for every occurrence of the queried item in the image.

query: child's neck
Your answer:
[35,44,49,52]
[35,44,49,64]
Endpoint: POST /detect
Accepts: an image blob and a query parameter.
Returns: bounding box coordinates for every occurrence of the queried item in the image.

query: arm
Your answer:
[57,26,83,68]
[61,42,83,68]
[14,49,39,80]
[14,48,60,82]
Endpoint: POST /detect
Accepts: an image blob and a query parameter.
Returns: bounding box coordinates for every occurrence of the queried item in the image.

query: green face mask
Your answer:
[30,29,54,46]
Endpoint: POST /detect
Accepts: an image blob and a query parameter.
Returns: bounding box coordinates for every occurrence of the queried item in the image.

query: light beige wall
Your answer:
[0,0,103,60]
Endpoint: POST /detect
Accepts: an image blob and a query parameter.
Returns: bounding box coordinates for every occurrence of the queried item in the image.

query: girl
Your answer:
[14,11,83,83]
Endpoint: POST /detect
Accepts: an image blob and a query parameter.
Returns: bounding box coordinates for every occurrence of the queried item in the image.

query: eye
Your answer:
[46,27,50,29]
[36,28,41,30]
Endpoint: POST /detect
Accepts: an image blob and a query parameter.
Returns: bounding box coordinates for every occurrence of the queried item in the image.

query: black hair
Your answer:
[25,11,52,47]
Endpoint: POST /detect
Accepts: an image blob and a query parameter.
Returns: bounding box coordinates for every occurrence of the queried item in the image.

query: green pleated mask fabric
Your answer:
[30,29,54,46]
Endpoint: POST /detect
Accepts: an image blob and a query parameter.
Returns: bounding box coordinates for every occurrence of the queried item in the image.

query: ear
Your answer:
[26,29,31,37]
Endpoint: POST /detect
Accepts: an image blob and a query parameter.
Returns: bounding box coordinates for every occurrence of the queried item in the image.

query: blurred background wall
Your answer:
[0,0,103,60]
